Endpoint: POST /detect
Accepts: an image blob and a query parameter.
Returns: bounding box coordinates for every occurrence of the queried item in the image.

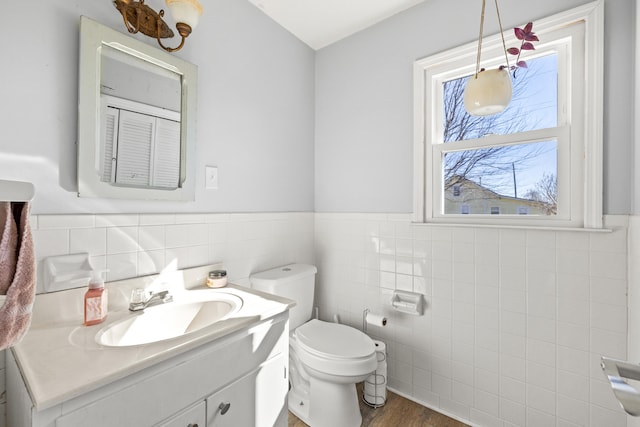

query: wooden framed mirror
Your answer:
[77,16,197,201]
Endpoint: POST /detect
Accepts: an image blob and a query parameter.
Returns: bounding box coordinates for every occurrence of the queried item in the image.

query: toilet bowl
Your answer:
[288,319,377,427]
[250,264,377,427]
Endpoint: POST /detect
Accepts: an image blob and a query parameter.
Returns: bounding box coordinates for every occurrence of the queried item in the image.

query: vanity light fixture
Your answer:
[113,0,203,53]
[463,0,512,116]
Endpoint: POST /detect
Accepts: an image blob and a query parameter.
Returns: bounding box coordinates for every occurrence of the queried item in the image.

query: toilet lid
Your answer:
[295,319,374,359]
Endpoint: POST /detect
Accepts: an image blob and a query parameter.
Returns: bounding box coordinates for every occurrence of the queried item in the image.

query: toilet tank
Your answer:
[250,264,317,330]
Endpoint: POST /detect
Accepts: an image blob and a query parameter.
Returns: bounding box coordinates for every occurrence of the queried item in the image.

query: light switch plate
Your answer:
[205,166,218,189]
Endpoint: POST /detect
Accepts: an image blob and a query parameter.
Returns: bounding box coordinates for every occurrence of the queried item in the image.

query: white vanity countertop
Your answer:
[11,266,294,410]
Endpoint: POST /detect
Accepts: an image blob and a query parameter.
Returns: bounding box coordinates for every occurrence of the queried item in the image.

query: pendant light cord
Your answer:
[473,0,511,77]
[494,0,511,72]
[474,0,486,78]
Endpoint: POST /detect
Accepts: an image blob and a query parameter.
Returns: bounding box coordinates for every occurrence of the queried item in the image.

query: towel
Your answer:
[0,201,36,350]
[0,202,17,293]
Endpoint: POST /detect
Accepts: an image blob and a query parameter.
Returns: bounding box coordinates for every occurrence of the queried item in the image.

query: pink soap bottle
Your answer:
[84,272,108,326]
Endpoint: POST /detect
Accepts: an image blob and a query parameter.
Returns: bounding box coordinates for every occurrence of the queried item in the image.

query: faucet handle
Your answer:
[130,288,145,304]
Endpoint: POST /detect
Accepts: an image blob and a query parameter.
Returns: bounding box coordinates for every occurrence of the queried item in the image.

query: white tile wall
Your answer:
[31,212,315,294]
[628,217,640,427]
[2,212,637,427]
[1,212,314,427]
[314,213,630,427]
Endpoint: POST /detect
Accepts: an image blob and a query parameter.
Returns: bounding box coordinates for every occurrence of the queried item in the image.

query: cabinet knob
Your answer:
[218,402,231,415]
[187,424,198,427]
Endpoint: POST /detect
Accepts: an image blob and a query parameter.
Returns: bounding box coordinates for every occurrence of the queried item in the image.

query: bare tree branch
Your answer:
[442,65,549,197]
[524,172,557,214]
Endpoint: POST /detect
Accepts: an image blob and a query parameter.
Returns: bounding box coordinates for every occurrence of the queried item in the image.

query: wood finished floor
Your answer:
[287,384,469,427]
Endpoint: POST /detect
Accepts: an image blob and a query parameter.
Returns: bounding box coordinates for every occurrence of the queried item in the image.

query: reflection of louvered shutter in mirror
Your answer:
[152,119,181,188]
[115,110,154,187]
[101,107,119,183]
[99,97,181,190]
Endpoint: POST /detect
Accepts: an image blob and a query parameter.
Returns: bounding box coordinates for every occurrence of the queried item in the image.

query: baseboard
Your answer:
[386,386,477,427]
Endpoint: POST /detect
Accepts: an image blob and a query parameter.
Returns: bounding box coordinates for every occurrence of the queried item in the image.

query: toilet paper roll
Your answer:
[365,312,387,327]
[364,378,386,405]
[363,338,388,406]
[365,383,386,393]
[364,366,387,406]
[373,340,386,358]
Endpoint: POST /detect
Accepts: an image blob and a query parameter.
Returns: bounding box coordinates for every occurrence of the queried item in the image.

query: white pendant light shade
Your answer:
[464,68,513,116]
[166,0,203,30]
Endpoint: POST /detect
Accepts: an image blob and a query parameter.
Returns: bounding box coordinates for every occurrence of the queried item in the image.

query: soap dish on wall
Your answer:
[44,253,93,292]
[391,290,424,315]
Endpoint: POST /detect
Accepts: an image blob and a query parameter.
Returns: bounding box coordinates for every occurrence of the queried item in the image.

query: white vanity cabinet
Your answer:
[156,401,205,427]
[7,311,289,427]
[206,350,286,427]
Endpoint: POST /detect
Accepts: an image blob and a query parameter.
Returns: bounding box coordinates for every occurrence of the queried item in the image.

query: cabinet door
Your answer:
[207,369,256,427]
[155,401,205,427]
[207,355,287,427]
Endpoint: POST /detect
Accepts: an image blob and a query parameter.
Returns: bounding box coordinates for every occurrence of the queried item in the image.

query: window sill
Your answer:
[411,221,613,233]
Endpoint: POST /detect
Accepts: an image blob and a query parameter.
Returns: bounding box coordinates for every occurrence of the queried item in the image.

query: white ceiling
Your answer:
[247,0,426,50]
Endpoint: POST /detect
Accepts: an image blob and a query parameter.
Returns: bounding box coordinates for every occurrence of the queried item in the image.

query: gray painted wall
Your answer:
[314,0,634,215]
[1,0,633,216]
[1,0,315,214]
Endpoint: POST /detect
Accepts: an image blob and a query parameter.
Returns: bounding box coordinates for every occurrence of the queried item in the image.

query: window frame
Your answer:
[412,1,603,229]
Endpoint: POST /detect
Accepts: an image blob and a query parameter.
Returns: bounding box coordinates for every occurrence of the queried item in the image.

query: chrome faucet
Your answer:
[129,289,173,312]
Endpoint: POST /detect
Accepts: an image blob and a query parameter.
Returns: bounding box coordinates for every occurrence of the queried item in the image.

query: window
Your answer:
[413,3,603,228]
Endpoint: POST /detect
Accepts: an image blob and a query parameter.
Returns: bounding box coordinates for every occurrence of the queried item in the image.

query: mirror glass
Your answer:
[77,16,197,201]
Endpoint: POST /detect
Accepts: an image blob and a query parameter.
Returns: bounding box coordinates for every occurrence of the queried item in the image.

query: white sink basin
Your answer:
[96,293,242,347]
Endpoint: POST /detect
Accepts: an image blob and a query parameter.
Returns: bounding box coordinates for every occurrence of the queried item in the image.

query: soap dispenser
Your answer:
[84,271,108,326]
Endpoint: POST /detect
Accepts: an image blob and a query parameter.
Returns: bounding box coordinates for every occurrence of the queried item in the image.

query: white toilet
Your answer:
[250,264,377,427]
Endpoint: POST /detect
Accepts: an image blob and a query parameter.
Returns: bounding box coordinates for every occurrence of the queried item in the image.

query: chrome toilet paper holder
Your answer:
[362,309,387,332]
[362,340,387,408]
[601,356,640,416]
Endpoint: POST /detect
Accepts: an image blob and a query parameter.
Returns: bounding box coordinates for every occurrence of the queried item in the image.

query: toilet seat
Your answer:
[293,319,377,378]
[296,319,374,359]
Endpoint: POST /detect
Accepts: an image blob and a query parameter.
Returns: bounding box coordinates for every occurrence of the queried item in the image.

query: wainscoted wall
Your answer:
[0,212,314,426]
[1,213,633,427]
[627,216,640,427]
[30,212,315,293]
[314,213,629,427]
